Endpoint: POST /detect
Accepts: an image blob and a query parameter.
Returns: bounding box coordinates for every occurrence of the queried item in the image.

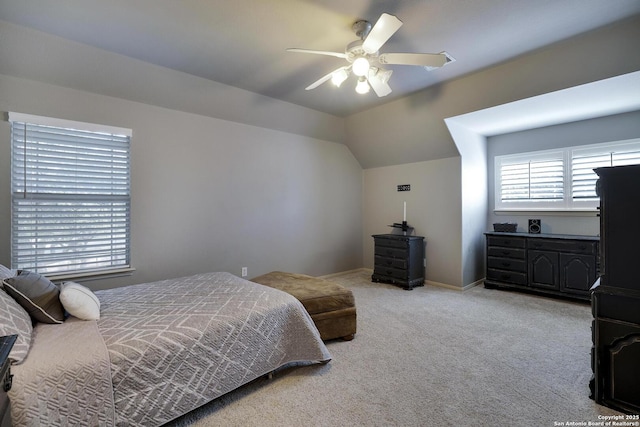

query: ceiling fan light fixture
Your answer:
[352,57,370,77]
[371,67,393,85]
[355,77,370,94]
[331,68,349,87]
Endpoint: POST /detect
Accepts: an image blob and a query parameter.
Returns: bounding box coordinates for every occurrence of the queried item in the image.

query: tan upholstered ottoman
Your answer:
[251,271,356,341]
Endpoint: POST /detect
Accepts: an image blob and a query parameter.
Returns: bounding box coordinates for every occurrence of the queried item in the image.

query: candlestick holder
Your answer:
[388,221,413,235]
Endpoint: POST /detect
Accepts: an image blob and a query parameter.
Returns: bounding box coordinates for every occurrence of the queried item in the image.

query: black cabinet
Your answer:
[528,250,559,291]
[371,234,425,290]
[0,335,16,427]
[591,164,640,414]
[485,232,598,300]
[486,234,527,286]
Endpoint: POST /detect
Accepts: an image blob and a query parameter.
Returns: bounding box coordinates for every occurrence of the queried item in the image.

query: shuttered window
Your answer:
[500,158,564,202]
[571,142,640,204]
[9,112,132,277]
[496,138,640,211]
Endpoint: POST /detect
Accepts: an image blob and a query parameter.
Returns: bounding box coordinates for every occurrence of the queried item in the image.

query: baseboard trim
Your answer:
[319,268,371,279]
[320,269,482,292]
[426,278,482,291]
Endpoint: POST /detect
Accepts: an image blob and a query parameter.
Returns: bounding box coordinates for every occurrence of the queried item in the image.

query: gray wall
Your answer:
[487,110,640,235]
[363,158,462,288]
[1,15,639,291]
[352,15,640,289]
[0,74,363,289]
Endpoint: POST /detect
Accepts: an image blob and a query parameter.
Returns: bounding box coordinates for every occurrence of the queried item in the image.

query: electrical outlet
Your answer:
[241,267,248,277]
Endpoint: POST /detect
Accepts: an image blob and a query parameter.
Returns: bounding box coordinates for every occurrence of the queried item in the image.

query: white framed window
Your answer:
[495,138,640,211]
[9,112,132,278]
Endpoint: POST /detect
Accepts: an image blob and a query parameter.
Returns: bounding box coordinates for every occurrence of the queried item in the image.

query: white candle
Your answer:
[403,201,406,222]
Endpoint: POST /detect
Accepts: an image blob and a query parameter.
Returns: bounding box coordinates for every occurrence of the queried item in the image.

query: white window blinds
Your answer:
[9,112,132,276]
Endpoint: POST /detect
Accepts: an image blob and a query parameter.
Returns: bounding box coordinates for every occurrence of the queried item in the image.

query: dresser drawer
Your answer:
[374,237,409,249]
[375,246,408,259]
[487,247,526,259]
[487,236,526,249]
[374,266,408,280]
[528,239,597,254]
[374,256,407,270]
[487,256,527,272]
[487,268,527,285]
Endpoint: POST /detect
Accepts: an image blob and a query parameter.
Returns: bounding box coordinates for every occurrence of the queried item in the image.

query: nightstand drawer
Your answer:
[374,266,408,280]
[374,256,407,270]
[488,257,526,272]
[374,246,408,259]
[374,238,409,249]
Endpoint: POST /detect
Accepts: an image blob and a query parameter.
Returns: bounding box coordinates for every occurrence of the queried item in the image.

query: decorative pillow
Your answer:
[3,270,65,324]
[0,287,33,364]
[0,264,15,281]
[60,281,101,321]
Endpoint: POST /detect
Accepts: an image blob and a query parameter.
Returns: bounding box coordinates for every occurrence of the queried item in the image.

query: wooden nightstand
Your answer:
[0,335,17,427]
[371,234,425,290]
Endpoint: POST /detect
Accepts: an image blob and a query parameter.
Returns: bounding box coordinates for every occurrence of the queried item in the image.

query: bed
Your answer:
[2,270,331,426]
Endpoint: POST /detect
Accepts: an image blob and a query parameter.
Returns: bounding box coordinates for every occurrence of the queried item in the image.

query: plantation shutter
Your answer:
[9,112,131,276]
[500,158,564,202]
[572,147,640,201]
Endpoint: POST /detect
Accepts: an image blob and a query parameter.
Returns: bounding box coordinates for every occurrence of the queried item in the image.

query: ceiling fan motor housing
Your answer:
[345,40,379,63]
[352,20,372,39]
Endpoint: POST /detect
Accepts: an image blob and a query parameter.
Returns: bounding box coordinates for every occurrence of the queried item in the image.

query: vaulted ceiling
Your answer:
[1,0,639,117]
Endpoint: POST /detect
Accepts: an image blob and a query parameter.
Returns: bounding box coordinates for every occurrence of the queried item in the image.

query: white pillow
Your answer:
[59,281,101,320]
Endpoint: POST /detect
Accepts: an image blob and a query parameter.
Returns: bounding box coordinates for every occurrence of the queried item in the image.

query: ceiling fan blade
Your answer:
[367,68,392,97]
[378,52,449,67]
[362,13,403,54]
[287,48,347,59]
[305,66,348,90]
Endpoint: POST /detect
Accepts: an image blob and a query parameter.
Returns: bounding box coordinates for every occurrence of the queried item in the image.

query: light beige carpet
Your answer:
[166,269,620,426]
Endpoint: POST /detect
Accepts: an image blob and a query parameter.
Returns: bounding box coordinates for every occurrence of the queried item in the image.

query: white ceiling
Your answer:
[1,0,639,117]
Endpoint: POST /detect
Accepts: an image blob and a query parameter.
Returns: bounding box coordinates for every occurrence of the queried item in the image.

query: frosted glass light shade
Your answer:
[355,77,370,94]
[352,57,370,77]
[331,69,349,87]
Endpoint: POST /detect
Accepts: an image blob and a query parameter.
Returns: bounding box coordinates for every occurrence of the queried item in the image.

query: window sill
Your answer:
[48,267,136,283]
[494,209,599,217]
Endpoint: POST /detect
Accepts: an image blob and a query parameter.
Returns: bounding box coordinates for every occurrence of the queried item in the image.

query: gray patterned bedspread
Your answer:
[9,272,331,426]
[9,318,115,426]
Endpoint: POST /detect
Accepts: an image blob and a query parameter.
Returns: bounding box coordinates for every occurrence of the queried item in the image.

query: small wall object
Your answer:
[528,219,541,234]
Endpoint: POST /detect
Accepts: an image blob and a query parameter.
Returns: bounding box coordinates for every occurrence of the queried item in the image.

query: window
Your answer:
[9,112,132,278]
[495,138,640,211]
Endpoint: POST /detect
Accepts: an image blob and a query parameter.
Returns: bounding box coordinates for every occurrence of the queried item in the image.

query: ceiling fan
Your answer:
[287,13,455,97]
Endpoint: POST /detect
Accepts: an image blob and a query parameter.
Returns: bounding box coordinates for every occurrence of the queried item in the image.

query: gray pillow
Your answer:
[0,264,15,281]
[0,287,33,364]
[3,270,65,324]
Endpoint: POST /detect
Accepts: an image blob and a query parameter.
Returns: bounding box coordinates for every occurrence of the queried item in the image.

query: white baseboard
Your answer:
[320,268,483,292]
[318,268,371,279]
[425,278,482,291]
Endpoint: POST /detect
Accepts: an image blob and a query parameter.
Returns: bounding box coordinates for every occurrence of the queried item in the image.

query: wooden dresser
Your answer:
[590,164,640,414]
[485,232,599,301]
[371,234,425,290]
